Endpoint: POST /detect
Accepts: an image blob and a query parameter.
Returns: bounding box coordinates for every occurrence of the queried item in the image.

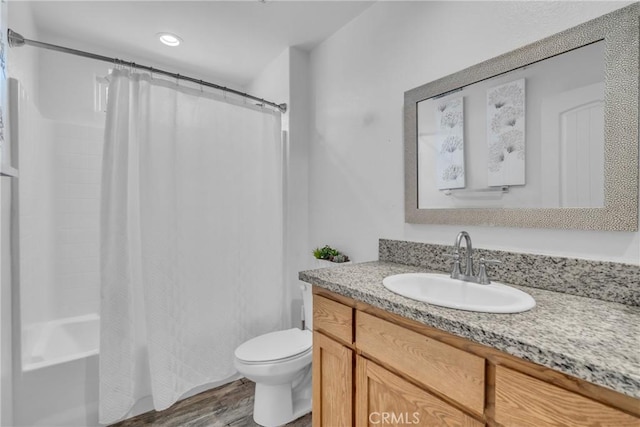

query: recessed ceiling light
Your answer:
[157,32,182,47]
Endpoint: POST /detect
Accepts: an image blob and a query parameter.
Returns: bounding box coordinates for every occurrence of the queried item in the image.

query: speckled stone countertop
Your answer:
[299,261,640,399]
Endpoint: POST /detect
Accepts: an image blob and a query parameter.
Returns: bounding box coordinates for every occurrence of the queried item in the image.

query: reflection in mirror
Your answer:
[404,4,638,230]
[417,41,604,209]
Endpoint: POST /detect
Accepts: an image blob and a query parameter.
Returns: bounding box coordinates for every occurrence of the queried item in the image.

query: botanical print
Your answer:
[486,78,525,186]
[435,96,464,189]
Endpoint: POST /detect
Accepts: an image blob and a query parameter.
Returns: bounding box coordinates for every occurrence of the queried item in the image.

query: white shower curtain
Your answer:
[99,69,285,424]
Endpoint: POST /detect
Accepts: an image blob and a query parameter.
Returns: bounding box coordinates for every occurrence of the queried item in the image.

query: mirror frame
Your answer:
[404,4,638,231]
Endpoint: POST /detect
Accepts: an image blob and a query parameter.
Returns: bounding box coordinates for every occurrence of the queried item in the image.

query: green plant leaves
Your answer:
[312,245,350,263]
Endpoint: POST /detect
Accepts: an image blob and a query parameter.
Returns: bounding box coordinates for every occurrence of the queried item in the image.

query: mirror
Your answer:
[418,41,604,209]
[404,4,638,230]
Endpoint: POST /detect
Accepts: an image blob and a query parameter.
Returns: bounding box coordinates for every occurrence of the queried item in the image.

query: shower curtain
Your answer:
[99,69,285,424]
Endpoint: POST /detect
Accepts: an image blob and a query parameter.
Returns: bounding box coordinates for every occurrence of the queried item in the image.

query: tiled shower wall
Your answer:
[51,122,103,319]
[19,107,103,326]
[18,98,54,326]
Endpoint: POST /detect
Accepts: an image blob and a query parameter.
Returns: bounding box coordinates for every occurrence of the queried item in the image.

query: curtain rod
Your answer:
[7,29,287,113]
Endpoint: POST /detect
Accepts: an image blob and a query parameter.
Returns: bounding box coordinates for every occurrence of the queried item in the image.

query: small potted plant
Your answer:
[312,245,351,268]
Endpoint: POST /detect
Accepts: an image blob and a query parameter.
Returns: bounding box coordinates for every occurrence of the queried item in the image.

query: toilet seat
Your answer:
[235,328,311,364]
[234,284,314,426]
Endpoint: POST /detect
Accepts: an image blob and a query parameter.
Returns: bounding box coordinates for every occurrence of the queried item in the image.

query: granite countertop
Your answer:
[299,261,640,399]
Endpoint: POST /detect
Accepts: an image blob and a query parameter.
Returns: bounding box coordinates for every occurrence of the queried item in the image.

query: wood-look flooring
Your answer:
[110,379,312,427]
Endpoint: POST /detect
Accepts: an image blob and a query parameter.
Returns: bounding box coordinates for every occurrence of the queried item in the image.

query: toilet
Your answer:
[234,283,313,427]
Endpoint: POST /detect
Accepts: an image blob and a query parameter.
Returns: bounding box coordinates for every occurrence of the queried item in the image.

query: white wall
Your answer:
[6,3,39,107]
[247,46,312,328]
[308,1,639,265]
[2,3,41,425]
[34,28,242,128]
[288,48,312,324]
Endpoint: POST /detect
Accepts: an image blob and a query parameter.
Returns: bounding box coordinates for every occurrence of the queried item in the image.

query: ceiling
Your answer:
[18,1,375,87]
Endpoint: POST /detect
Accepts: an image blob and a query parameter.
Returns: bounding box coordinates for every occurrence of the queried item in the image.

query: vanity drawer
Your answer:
[313,295,353,345]
[495,365,639,426]
[356,356,483,427]
[356,311,485,415]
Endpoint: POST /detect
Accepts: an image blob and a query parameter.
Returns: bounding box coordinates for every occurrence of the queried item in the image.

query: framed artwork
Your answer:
[486,78,525,186]
[435,96,465,190]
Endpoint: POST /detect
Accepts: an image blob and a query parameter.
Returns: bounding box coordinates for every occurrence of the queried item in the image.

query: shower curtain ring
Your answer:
[149,67,154,79]
[176,74,180,86]
[199,80,204,92]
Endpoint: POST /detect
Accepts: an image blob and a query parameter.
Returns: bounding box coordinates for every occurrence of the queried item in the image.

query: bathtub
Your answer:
[23,314,99,371]
[13,313,236,426]
[14,314,100,426]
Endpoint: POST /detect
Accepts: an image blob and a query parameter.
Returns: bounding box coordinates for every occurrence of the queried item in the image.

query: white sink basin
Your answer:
[382,273,535,313]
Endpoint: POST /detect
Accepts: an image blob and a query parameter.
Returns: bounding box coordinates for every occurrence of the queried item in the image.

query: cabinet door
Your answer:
[313,331,353,427]
[495,366,640,427]
[356,356,482,427]
[356,311,485,415]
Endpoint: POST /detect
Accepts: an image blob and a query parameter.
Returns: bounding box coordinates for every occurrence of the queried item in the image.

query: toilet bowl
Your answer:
[234,284,313,427]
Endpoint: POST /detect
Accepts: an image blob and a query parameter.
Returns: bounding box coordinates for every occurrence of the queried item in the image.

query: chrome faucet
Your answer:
[454,231,474,277]
[446,231,501,284]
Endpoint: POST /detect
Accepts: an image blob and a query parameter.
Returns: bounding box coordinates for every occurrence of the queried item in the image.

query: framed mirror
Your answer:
[404,4,638,231]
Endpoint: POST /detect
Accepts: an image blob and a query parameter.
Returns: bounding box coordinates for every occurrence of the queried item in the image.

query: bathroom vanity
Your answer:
[301,254,640,426]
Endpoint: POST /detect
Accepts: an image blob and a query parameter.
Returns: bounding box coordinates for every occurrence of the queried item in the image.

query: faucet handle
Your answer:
[444,253,462,278]
[477,258,501,285]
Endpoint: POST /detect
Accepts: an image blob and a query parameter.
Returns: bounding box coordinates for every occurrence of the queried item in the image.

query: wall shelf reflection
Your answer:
[441,186,509,197]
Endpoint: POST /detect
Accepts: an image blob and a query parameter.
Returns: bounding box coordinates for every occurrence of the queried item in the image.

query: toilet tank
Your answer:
[301,282,313,330]
[301,258,351,330]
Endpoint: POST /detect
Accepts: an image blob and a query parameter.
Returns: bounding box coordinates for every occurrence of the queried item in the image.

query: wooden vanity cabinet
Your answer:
[312,287,640,427]
[312,295,354,427]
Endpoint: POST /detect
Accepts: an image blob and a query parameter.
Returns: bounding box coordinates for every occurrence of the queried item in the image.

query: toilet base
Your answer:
[253,385,311,427]
[252,366,312,427]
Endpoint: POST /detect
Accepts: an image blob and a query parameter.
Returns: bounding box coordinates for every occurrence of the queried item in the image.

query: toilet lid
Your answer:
[235,328,312,363]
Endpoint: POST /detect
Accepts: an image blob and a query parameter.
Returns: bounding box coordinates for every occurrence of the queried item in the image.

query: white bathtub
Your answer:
[15,314,100,426]
[23,314,99,371]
